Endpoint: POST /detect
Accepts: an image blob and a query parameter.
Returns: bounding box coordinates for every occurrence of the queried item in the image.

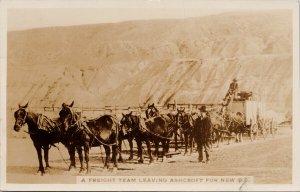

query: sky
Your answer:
[5,0,296,31]
[7,8,233,31]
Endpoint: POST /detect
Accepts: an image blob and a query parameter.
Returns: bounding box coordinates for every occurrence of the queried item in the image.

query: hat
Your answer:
[233,78,237,82]
[199,106,206,112]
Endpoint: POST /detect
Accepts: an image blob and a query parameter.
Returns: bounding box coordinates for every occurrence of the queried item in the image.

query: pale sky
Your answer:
[5,0,296,31]
[7,8,234,31]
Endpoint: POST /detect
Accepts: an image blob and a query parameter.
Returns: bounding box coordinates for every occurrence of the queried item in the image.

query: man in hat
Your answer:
[195,105,212,163]
[224,78,239,103]
[199,105,209,118]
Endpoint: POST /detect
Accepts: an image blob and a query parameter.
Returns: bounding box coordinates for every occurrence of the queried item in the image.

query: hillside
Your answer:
[7,10,292,112]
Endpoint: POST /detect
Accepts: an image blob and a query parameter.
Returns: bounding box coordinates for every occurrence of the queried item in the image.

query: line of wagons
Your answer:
[13,100,278,175]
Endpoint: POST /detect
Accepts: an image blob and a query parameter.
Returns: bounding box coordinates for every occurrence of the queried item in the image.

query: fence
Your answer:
[9,102,223,119]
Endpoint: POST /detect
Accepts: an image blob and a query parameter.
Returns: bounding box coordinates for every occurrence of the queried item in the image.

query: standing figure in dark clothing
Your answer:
[223,78,238,106]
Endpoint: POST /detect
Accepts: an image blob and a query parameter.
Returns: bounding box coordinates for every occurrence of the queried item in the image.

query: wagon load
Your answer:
[37,114,61,133]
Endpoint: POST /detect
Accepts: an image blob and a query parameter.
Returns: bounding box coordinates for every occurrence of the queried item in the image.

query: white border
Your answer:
[1,0,299,191]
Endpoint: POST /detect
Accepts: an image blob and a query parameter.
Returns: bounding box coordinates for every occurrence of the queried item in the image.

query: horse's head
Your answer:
[59,101,75,131]
[176,108,186,125]
[13,103,29,132]
[145,103,159,119]
[120,112,134,134]
[176,108,193,128]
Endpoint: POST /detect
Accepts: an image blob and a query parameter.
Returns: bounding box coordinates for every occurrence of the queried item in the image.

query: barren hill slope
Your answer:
[7,10,292,111]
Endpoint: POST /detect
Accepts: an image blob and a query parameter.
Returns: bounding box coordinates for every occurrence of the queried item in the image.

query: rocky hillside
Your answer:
[7,10,292,112]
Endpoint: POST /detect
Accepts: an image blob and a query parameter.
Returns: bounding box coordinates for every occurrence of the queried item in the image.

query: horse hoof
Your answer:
[36,170,45,176]
[138,160,144,164]
[128,156,133,160]
[118,158,124,163]
[85,169,91,175]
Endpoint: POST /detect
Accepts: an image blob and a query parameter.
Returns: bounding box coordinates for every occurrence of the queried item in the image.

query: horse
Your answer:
[193,111,213,163]
[223,111,247,142]
[13,103,67,175]
[59,102,119,173]
[119,112,154,163]
[175,108,194,155]
[145,103,160,119]
[209,109,231,147]
[145,103,179,152]
[118,113,135,162]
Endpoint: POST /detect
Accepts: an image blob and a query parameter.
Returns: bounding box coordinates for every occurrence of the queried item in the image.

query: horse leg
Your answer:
[117,137,124,162]
[35,144,45,175]
[103,145,110,169]
[184,132,188,155]
[76,145,84,173]
[112,145,118,168]
[145,140,153,164]
[68,145,76,171]
[136,140,144,164]
[166,139,170,153]
[154,141,159,159]
[161,140,167,162]
[216,133,220,148]
[43,144,51,170]
[188,133,193,155]
[174,128,178,152]
[84,142,90,174]
[128,137,134,160]
[235,129,239,142]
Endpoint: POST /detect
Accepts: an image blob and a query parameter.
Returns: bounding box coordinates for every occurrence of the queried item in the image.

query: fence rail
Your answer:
[9,102,223,115]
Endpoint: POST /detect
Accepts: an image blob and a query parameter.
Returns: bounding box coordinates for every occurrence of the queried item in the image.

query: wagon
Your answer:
[227,99,275,140]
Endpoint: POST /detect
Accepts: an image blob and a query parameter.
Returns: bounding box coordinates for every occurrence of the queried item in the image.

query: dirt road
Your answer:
[6,128,292,184]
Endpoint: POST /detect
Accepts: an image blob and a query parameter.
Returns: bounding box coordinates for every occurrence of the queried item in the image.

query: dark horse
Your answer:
[59,102,119,173]
[175,108,194,155]
[117,113,135,162]
[13,103,66,175]
[120,112,154,163]
[121,110,176,163]
[223,111,247,142]
[209,109,231,147]
[145,103,178,152]
[193,111,213,163]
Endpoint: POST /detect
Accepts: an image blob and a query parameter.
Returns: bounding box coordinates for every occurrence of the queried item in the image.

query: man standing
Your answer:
[193,106,212,163]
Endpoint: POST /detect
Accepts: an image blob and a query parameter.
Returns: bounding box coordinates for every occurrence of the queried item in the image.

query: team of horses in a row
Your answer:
[13,101,258,175]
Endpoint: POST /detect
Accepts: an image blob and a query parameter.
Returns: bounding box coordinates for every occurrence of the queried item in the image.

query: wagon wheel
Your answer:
[250,123,258,141]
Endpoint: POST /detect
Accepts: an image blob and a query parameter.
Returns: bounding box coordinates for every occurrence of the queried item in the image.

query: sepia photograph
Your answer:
[0,0,299,191]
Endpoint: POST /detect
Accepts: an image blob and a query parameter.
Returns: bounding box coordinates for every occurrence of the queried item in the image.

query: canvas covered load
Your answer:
[37,114,61,132]
[245,101,266,125]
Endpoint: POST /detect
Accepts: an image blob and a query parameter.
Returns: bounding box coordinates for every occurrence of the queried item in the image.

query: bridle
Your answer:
[15,109,28,127]
[121,115,135,133]
[63,108,81,130]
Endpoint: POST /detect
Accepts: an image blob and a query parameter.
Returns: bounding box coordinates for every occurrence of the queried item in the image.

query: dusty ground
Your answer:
[6,127,292,184]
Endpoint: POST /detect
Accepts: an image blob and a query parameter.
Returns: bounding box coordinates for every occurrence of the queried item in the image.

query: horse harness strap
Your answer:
[18,110,28,127]
[139,117,173,140]
[82,124,118,146]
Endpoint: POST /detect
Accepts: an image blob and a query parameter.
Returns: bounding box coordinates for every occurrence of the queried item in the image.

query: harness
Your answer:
[140,117,174,140]
[16,110,28,127]
[66,111,118,147]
